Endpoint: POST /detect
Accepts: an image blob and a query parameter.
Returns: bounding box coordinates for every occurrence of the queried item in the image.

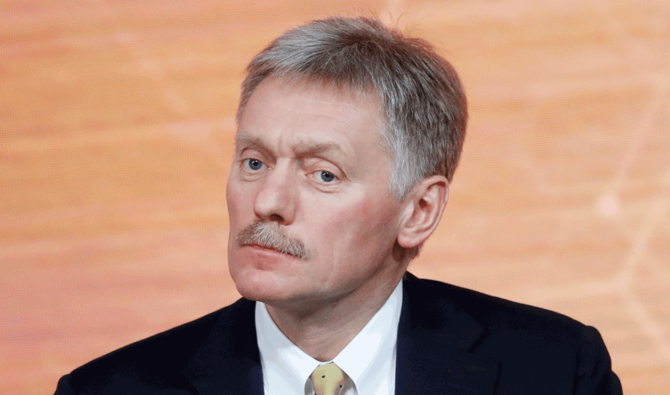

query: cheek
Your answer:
[325,198,400,250]
[226,180,252,224]
[356,195,399,229]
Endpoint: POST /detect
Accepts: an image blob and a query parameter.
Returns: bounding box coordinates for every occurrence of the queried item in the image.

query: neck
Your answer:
[265,272,404,362]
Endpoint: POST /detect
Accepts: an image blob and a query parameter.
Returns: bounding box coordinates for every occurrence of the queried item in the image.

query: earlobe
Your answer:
[396,176,449,249]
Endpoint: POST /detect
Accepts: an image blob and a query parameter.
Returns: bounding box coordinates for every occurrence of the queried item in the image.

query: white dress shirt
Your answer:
[255,281,403,395]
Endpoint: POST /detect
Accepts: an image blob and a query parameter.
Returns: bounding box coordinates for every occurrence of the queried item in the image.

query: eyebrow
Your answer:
[235,132,265,151]
[235,132,347,159]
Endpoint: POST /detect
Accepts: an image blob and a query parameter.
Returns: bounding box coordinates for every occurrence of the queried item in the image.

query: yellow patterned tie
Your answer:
[310,362,349,395]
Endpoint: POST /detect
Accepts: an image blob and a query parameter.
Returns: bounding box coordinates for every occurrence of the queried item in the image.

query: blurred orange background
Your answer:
[1,0,669,393]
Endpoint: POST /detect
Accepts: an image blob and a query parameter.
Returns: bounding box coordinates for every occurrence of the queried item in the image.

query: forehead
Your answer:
[236,77,387,156]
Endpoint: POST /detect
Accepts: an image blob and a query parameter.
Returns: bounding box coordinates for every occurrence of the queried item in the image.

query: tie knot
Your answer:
[310,362,349,395]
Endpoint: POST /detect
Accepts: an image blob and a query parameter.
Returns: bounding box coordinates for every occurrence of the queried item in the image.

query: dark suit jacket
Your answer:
[54,272,622,394]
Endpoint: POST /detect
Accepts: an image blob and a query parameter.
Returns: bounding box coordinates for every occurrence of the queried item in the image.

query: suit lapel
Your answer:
[395,273,500,395]
[181,298,264,395]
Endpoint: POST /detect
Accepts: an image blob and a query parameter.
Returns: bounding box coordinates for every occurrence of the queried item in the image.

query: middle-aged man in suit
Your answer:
[55,16,623,395]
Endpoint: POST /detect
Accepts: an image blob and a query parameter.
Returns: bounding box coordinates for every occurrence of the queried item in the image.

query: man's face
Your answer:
[226,77,407,311]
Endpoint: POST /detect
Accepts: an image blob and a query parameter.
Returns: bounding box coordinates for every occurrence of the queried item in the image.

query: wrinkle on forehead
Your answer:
[281,77,392,162]
[271,74,379,108]
[238,75,391,158]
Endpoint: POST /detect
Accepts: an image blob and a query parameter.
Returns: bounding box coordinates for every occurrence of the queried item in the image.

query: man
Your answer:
[55,16,622,395]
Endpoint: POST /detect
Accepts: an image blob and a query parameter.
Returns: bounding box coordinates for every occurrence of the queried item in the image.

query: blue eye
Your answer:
[244,158,264,171]
[317,170,336,182]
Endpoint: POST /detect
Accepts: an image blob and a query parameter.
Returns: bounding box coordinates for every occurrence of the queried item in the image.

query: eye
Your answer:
[315,170,337,183]
[243,158,265,171]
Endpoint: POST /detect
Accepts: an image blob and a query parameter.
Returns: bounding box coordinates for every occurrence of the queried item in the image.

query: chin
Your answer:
[230,262,291,303]
[229,245,302,300]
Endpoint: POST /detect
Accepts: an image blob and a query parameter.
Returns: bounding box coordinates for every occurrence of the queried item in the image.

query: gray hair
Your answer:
[237,16,468,200]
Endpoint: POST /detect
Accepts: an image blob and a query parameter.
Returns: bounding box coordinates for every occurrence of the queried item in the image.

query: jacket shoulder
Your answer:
[57,298,254,394]
[405,274,622,394]
[413,275,587,342]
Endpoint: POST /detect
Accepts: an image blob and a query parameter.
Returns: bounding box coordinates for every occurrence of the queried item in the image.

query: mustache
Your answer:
[236,220,308,259]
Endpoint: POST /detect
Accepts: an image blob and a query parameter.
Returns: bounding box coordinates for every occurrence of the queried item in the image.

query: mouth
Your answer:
[243,243,299,258]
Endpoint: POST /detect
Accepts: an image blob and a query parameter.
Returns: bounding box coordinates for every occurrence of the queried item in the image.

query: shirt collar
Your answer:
[255,300,316,393]
[255,280,403,393]
[333,280,403,394]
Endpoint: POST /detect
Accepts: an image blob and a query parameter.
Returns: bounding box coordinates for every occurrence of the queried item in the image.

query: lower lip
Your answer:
[244,244,297,259]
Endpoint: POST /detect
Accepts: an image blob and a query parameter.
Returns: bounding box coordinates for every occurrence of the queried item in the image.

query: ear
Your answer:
[396,175,449,249]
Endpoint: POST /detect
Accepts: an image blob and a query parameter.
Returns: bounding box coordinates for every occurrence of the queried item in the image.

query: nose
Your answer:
[253,160,297,225]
